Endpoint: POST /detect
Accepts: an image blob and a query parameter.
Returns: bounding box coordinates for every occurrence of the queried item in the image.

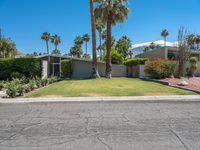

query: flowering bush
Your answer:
[144,59,176,79]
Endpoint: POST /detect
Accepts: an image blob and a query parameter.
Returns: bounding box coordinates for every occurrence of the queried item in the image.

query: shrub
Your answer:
[41,78,48,86]
[61,60,72,78]
[29,79,37,90]
[0,81,5,90]
[189,57,198,76]
[124,58,148,67]
[0,58,42,80]
[6,79,24,97]
[48,76,58,84]
[144,59,176,79]
[24,84,31,93]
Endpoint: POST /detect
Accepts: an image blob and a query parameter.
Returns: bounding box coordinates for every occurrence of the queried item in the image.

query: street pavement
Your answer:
[0,100,200,150]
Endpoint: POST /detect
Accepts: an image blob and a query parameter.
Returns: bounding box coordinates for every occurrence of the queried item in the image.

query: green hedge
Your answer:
[0,58,42,80]
[124,58,148,67]
[61,60,72,78]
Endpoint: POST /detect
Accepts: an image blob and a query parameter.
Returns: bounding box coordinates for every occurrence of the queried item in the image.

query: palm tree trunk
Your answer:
[55,44,58,51]
[99,31,102,61]
[89,0,100,78]
[46,41,49,54]
[86,42,88,55]
[164,37,166,47]
[105,12,113,78]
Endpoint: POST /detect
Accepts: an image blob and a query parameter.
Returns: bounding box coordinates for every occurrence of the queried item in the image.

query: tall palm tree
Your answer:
[75,36,84,47]
[95,0,129,78]
[83,34,90,55]
[89,0,100,78]
[51,34,61,51]
[161,29,169,47]
[41,32,51,54]
[95,19,105,60]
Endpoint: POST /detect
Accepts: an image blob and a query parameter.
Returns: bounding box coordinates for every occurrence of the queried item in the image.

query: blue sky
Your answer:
[0,0,200,55]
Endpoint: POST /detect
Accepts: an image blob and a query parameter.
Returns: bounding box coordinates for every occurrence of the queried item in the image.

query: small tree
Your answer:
[177,27,191,78]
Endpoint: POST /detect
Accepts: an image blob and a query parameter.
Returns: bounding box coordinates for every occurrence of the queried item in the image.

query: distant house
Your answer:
[135,45,200,61]
[15,51,26,58]
[134,42,200,76]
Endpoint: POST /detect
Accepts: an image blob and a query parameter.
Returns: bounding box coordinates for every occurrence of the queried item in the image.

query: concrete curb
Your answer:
[0,95,200,104]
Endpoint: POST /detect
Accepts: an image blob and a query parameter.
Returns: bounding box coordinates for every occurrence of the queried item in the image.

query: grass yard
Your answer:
[29,78,196,97]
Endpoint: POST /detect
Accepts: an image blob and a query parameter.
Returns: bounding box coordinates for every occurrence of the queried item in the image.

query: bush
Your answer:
[41,78,48,86]
[103,50,124,65]
[48,76,58,84]
[61,60,72,78]
[0,58,42,80]
[5,76,60,98]
[124,58,148,67]
[189,57,198,76]
[29,79,37,90]
[6,79,24,97]
[144,59,176,79]
[0,81,5,90]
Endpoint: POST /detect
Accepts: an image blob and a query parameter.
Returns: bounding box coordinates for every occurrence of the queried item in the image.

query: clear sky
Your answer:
[0,0,200,55]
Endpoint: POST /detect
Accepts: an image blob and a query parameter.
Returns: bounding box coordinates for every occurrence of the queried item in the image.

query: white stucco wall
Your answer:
[71,60,127,78]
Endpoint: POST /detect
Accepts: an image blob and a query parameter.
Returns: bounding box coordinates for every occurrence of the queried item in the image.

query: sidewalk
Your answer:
[0,95,200,103]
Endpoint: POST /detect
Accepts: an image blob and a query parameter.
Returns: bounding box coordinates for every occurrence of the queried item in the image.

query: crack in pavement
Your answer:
[97,136,113,150]
[169,128,190,150]
[0,122,42,145]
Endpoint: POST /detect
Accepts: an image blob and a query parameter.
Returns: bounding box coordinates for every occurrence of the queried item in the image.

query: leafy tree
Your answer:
[0,38,17,58]
[187,34,196,49]
[115,36,132,59]
[33,51,38,56]
[149,42,156,50]
[95,0,129,78]
[83,34,90,55]
[51,34,61,52]
[41,32,51,54]
[161,29,169,47]
[103,49,123,65]
[143,47,150,53]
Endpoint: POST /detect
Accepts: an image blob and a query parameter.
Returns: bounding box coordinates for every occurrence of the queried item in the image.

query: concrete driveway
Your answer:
[0,100,200,150]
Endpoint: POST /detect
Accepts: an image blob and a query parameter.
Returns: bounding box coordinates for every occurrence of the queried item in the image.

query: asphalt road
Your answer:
[0,101,200,150]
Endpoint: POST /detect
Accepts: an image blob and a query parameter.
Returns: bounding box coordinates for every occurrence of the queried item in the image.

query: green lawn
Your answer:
[29,78,196,97]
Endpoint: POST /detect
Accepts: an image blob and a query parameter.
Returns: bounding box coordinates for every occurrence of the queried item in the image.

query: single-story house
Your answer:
[135,47,200,76]
[36,55,127,79]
